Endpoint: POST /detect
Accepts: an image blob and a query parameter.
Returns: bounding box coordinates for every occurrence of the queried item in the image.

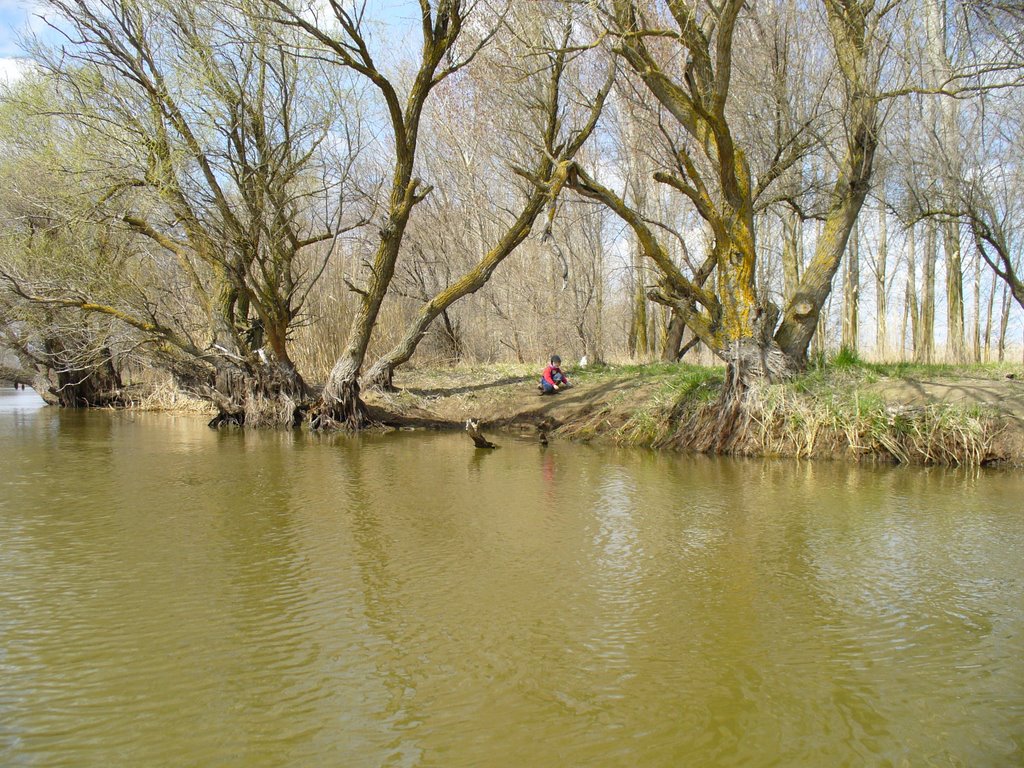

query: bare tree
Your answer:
[362,8,612,389]
[2,0,364,424]
[564,0,887,388]
[267,0,497,428]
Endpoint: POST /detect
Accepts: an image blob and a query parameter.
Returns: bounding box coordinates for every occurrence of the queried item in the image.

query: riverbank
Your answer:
[364,360,1024,466]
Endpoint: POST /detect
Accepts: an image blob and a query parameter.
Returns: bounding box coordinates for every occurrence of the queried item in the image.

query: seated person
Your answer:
[538,355,571,394]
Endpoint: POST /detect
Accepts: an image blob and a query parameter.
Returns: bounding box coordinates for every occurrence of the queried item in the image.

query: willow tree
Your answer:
[567,0,886,386]
[0,74,134,405]
[5,0,361,424]
[268,0,496,428]
[362,7,613,390]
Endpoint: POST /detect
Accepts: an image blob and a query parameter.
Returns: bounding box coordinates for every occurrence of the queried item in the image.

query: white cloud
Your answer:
[0,55,28,83]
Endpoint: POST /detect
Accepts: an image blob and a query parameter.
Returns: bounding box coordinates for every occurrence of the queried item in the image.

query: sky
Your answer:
[0,0,423,82]
[0,0,45,82]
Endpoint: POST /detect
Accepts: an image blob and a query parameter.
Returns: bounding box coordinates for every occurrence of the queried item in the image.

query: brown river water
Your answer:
[1,388,1022,767]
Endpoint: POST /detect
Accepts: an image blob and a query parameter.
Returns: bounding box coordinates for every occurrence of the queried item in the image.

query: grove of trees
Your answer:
[0,0,1021,426]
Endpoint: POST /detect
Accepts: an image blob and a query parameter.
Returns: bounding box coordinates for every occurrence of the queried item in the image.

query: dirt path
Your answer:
[364,365,668,430]
[869,376,1024,426]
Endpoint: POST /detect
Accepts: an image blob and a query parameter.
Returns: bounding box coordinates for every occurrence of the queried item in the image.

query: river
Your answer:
[1,388,1022,767]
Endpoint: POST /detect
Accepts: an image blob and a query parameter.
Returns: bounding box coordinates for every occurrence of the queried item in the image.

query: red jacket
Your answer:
[542,365,568,386]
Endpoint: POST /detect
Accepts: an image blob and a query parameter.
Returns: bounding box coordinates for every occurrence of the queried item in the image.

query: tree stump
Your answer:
[465,418,497,449]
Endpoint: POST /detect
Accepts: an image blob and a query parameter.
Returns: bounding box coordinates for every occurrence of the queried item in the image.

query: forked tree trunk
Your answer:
[37,339,125,408]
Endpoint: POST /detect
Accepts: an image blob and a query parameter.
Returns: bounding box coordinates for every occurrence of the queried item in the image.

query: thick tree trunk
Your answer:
[36,339,125,408]
[316,176,422,426]
[661,310,687,362]
[312,355,370,430]
[775,137,875,364]
[842,223,860,353]
[945,221,965,362]
[774,0,879,366]
[204,359,309,429]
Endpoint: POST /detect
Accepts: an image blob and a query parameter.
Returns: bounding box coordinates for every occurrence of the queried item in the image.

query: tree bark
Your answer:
[907,225,921,358]
[781,209,802,304]
[998,283,1011,362]
[363,184,550,392]
[945,221,965,362]
[842,222,860,353]
[918,221,937,363]
[984,268,997,361]
[773,0,880,365]
[661,310,687,362]
[875,202,888,359]
[629,243,648,358]
[972,248,982,362]
[36,339,124,408]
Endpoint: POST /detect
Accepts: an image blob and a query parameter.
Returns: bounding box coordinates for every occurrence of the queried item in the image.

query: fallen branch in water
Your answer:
[466,418,498,449]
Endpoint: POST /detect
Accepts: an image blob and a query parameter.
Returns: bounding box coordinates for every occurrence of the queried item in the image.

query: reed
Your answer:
[125,380,212,414]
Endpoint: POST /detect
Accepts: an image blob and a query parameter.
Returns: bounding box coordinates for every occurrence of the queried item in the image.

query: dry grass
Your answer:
[654,378,1002,466]
[124,380,212,414]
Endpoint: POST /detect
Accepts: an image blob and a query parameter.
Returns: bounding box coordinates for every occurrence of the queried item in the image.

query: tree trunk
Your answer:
[202,358,308,429]
[972,248,982,362]
[781,209,802,304]
[901,282,909,361]
[906,225,920,359]
[984,268,997,362]
[661,310,687,362]
[918,221,937,363]
[875,202,888,359]
[842,222,860,353]
[363,187,549,392]
[312,355,370,430]
[998,283,1011,362]
[945,221,965,362]
[37,338,124,408]
[629,244,648,358]
[317,173,422,426]
[774,0,879,366]
[593,234,605,364]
